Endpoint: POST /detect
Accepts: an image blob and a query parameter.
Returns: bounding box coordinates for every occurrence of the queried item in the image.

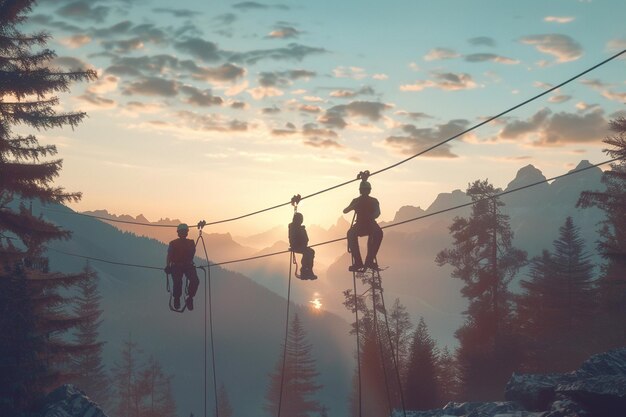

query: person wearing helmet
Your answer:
[165,223,200,310]
[288,212,317,280]
[343,180,383,271]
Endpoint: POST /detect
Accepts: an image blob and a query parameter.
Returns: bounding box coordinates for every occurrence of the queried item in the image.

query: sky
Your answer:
[26,0,626,235]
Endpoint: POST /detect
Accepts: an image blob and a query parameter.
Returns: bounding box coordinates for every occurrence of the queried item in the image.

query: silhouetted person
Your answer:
[344,180,383,271]
[165,223,199,310]
[289,212,317,280]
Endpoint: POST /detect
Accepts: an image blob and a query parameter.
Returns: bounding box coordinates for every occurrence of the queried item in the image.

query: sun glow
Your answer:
[309,298,322,311]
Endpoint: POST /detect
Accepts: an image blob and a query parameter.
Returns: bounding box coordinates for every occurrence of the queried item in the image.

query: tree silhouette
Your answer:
[578,116,626,350]
[436,180,527,400]
[517,217,596,372]
[71,264,109,407]
[215,383,233,417]
[436,346,460,404]
[404,317,439,410]
[265,313,323,417]
[0,1,96,414]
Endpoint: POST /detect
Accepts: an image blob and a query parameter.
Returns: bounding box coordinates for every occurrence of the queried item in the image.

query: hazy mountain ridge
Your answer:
[35,202,354,417]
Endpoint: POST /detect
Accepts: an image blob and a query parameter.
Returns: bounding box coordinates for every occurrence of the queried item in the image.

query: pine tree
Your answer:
[517,217,596,372]
[71,263,109,406]
[436,180,527,400]
[112,335,142,417]
[265,314,323,417]
[0,1,96,414]
[436,346,460,404]
[403,318,439,410]
[578,116,626,350]
[215,383,233,417]
[388,298,413,375]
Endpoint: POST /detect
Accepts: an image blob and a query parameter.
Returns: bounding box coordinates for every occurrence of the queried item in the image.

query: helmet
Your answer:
[177,223,189,232]
[359,181,371,190]
[293,212,303,224]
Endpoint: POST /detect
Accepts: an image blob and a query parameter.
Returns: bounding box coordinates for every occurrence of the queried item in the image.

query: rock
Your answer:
[542,396,589,417]
[41,385,107,417]
[556,376,626,417]
[504,373,577,411]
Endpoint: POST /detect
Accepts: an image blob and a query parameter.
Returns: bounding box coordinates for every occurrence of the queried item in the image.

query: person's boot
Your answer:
[174,297,181,310]
[364,257,379,271]
[302,268,317,280]
[349,263,364,272]
[186,296,194,311]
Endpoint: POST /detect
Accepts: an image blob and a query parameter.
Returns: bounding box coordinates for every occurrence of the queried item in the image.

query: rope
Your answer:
[277,252,293,417]
[370,275,393,416]
[352,260,362,417]
[376,268,407,417]
[45,157,623,270]
[37,50,626,229]
[197,232,219,417]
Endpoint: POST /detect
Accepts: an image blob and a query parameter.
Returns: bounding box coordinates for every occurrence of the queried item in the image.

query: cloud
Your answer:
[153,8,198,18]
[258,69,315,87]
[424,48,460,61]
[267,26,300,39]
[56,1,110,22]
[497,108,610,145]
[192,63,246,83]
[86,75,119,95]
[102,38,145,53]
[372,73,388,80]
[383,120,469,158]
[464,53,520,65]
[520,34,583,62]
[606,38,626,52]
[179,86,224,106]
[262,106,281,114]
[580,78,626,103]
[468,36,496,47]
[214,13,236,25]
[395,111,433,120]
[229,43,326,64]
[548,94,572,103]
[400,72,478,92]
[176,38,222,62]
[124,77,179,97]
[174,111,249,132]
[333,66,367,80]
[298,104,322,113]
[247,86,284,100]
[123,101,165,116]
[320,101,391,129]
[303,123,337,137]
[77,93,116,109]
[304,138,343,149]
[50,56,93,71]
[230,101,247,109]
[329,86,375,98]
[232,2,288,11]
[544,16,575,23]
[58,34,91,48]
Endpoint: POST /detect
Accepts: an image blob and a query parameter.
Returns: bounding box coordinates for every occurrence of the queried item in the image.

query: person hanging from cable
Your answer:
[165,223,200,310]
[288,211,318,280]
[343,171,383,272]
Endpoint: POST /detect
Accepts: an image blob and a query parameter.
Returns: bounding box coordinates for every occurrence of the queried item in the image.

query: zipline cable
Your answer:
[45,156,623,270]
[277,252,294,417]
[39,50,626,229]
[352,267,362,417]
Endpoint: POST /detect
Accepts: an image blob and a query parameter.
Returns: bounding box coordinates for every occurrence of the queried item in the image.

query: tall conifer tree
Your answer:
[265,314,323,417]
[0,1,96,413]
[436,180,526,400]
[578,116,626,350]
[404,318,439,410]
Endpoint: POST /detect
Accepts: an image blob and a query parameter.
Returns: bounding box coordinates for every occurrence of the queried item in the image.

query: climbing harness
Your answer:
[165,269,190,313]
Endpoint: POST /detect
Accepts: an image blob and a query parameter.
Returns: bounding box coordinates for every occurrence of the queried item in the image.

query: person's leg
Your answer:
[365,225,383,268]
[171,269,183,309]
[183,265,200,310]
[301,248,317,279]
[347,227,363,268]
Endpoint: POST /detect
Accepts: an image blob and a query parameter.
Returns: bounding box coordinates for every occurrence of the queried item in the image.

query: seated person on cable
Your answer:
[165,223,200,310]
[288,212,317,280]
[343,180,383,272]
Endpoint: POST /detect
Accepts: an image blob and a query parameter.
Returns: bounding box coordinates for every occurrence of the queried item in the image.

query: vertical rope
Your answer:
[277,252,293,417]
[198,234,219,417]
[377,270,407,417]
[371,278,393,415]
[352,266,362,417]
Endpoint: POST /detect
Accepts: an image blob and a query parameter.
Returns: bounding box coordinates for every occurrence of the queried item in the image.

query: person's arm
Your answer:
[303,226,309,247]
[166,244,172,269]
[343,198,357,214]
[374,199,381,219]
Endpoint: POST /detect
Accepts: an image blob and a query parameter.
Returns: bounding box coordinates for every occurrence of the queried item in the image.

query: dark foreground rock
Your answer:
[41,385,107,417]
[393,348,626,417]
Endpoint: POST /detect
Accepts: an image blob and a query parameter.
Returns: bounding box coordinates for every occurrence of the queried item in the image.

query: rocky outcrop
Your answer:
[41,385,107,417]
[393,348,626,417]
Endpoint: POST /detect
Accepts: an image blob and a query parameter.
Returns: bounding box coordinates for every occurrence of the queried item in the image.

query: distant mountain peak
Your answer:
[506,164,548,191]
[573,159,593,170]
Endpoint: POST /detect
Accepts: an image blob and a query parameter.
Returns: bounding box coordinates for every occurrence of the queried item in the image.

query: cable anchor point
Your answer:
[290,194,302,212]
